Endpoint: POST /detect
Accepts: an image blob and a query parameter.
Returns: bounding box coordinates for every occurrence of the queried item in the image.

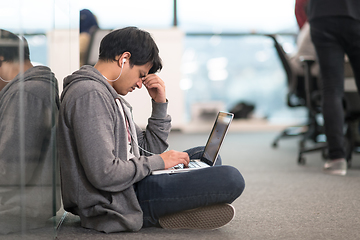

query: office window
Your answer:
[78,0,174,29]
[177,0,296,32]
[177,0,304,123]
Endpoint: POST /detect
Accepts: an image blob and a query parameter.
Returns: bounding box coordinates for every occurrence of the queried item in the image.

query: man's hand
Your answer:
[142,74,166,103]
[160,150,190,169]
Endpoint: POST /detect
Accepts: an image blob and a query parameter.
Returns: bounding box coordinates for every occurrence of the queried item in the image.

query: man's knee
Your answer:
[215,165,245,199]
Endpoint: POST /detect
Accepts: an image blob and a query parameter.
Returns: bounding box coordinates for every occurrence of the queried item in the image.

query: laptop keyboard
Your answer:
[173,160,208,169]
[189,161,203,168]
[173,164,183,169]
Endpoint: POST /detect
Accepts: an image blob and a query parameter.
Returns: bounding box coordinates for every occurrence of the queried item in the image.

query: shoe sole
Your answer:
[323,169,347,176]
[159,203,235,230]
[323,159,347,176]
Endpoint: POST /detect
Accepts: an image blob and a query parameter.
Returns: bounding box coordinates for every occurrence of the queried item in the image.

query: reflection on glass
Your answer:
[0,29,60,235]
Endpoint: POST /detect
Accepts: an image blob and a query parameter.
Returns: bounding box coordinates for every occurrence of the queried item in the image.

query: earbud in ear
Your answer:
[120,58,126,69]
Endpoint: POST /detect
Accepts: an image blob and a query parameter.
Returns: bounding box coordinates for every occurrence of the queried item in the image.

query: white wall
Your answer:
[48,29,80,94]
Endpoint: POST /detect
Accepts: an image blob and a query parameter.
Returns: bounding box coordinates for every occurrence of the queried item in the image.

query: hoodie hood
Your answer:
[61,65,119,101]
[0,65,58,100]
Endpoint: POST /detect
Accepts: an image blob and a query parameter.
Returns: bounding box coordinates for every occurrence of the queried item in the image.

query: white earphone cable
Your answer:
[115,98,167,156]
[0,76,11,83]
[103,59,126,82]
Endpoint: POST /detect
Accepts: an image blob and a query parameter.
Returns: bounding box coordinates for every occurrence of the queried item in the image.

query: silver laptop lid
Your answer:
[200,111,234,166]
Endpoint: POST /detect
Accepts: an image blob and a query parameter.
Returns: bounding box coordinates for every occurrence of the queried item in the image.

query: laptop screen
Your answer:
[200,112,234,165]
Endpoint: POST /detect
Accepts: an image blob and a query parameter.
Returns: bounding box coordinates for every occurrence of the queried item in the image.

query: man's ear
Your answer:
[121,52,131,63]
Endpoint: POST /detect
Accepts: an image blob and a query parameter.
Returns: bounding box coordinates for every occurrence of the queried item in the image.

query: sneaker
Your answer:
[158,203,235,230]
[323,158,347,176]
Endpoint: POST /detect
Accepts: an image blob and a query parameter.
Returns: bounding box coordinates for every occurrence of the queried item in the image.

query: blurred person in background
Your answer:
[308,0,360,175]
[80,9,99,66]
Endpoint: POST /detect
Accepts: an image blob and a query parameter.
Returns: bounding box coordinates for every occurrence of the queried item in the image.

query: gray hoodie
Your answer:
[58,65,169,233]
[0,65,60,234]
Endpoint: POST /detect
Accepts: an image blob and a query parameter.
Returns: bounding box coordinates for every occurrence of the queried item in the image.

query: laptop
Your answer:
[151,111,234,175]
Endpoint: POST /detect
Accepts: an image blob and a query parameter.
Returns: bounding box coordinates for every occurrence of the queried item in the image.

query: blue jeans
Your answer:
[134,146,245,228]
[310,16,360,159]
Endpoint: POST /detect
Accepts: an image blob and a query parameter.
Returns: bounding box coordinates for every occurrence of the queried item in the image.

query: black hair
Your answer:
[98,27,162,74]
[0,29,30,63]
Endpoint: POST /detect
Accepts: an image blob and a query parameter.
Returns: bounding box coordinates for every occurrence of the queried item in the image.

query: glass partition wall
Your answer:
[0,1,78,239]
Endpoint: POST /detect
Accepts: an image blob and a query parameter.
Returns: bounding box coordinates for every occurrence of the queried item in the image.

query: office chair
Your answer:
[297,58,326,164]
[342,61,360,166]
[266,34,320,148]
[343,91,360,167]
